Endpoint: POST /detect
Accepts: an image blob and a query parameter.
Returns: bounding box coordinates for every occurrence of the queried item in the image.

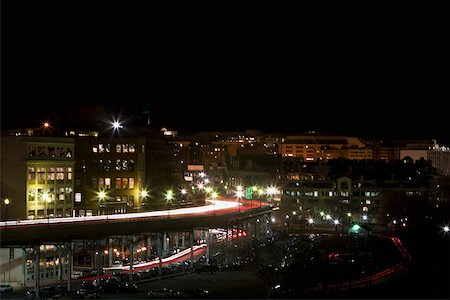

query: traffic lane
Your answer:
[98,270,269,299]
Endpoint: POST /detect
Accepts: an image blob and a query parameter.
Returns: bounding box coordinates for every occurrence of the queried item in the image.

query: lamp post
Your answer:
[97,191,107,215]
[165,189,174,217]
[3,198,10,223]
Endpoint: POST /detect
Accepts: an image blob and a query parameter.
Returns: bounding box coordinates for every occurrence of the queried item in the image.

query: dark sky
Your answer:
[2,0,449,144]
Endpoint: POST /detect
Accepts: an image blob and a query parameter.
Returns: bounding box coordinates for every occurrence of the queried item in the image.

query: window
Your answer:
[57,147,65,157]
[47,168,55,181]
[38,147,46,156]
[28,211,35,220]
[105,178,111,190]
[28,167,36,181]
[98,178,105,189]
[129,144,135,153]
[37,168,46,181]
[48,147,56,157]
[66,167,72,180]
[128,159,135,171]
[116,144,122,153]
[29,146,37,157]
[75,193,81,203]
[122,178,128,189]
[129,178,134,189]
[116,159,122,171]
[122,144,128,153]
[92,178,98,189]
[116,178,121,189]
[56,168,64,180]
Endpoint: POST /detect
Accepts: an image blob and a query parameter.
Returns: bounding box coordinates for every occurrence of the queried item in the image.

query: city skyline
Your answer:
[2,0,448,144]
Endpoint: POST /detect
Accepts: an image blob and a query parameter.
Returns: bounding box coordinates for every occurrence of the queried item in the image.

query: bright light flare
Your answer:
[165,190,174,201]
[140,190,149,198]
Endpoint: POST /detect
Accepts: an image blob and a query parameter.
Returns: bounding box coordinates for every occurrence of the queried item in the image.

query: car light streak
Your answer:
[0,198,247,228]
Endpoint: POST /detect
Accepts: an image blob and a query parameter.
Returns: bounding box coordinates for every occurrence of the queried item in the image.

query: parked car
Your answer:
[24,289,36,299]
[0,284,13,293]
[72,288,100,299]
[147,287,175,298]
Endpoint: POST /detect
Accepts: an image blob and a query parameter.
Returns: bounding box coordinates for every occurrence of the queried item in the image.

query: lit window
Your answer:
[75,193,81,203]
[129,178,134,189]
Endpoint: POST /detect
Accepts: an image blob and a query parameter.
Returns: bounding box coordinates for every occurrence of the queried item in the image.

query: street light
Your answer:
[3,198,10,222]
[97,190,107,215]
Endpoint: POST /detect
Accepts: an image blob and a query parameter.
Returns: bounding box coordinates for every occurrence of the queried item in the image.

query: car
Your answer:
[147,287,175,298]
[73,288,100,299]
[0,284,13,293]
[180,288,211,299]
[24,289,36,299]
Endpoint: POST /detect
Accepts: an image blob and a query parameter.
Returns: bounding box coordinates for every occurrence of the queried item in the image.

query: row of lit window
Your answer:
[28,146,73,158]
[74,192,134,205]
[92,143,136,153]
[27,187,73,201]
[28,167,73,181]
[92,177,135,190]
[27,210,72,219]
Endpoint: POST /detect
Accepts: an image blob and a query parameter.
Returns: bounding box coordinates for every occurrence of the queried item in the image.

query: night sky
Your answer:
[2,0,449,144]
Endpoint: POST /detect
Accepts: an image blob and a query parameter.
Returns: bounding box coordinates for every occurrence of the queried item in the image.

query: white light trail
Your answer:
[0,199,241,228]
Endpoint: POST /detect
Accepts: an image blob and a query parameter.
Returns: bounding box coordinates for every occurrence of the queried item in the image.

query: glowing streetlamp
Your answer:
[347,212,352,223]
[3,198,10,222]
[165,190,174,204]
[97,190,107,215]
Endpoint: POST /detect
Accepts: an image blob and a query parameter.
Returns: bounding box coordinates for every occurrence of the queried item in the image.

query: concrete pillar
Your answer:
[181,232,185,248]
[147,235,152,259]
[206,229,210,265]
[158,233,163,277]
[163,233,168,252]
[108,237,113,267]
[96,240,101,284]
[67,242,73,292]
[190,229,194,270]
[58,246,63,280]
[175,232,179,248]
[129,236,134,282]
[34,245,40,299]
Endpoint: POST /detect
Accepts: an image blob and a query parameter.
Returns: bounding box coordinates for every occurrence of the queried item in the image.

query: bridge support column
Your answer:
[34,245,40,300]
[57,245,63,281]
[129,235,134,282]
[163,233,168,254]
[96,239,101,284]
[146,235,152,260]
[190,229,194,270]
[181,232,185,248]
[158,233,163,277]
[108,237,113,267]
[67,242,73,292]
[206,228,210,265]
